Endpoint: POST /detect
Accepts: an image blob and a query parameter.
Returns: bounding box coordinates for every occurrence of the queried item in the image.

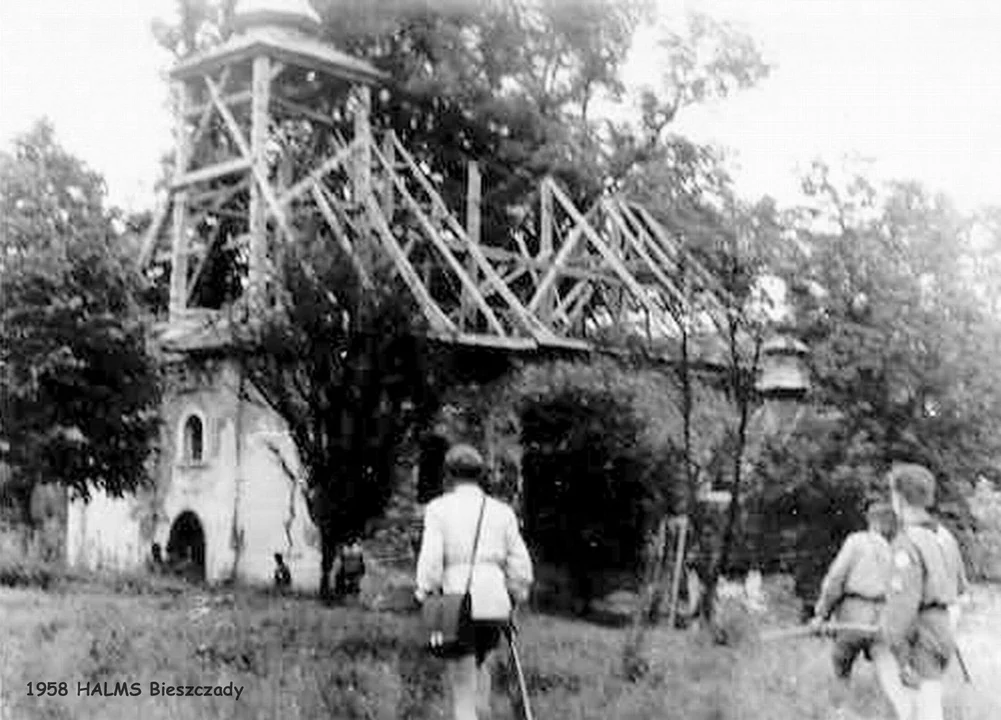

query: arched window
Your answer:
[183,414,204,463]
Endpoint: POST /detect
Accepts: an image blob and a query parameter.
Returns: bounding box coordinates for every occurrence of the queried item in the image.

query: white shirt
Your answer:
[414,483,533,620]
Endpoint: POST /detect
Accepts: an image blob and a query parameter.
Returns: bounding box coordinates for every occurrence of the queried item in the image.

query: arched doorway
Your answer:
[166,510,206,582]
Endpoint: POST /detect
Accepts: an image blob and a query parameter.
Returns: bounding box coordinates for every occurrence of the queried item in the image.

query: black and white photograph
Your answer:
[1,0,999,718]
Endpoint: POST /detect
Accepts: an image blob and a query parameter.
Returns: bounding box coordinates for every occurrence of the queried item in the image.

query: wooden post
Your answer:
[538,181,555,323]
[168,78,192,320]
[352,84,372,203]
[381,132,396,221]
[667,515,689,629]
[462,161,482,329]
[352,84,373,273]
[248,55,271,309]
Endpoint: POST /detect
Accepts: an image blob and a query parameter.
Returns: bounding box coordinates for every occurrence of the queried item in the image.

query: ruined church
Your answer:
[65,0,810,593]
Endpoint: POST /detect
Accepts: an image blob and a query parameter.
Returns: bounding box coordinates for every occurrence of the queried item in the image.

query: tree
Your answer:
[748,162,1001,600]
[233,233,449,599]
[0,120,162,508]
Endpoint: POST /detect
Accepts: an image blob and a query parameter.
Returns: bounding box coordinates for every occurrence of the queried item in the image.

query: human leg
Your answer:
[472,624,503,719]
[913,679,943,720]
[447,654,479,720]
[872,644,914,720]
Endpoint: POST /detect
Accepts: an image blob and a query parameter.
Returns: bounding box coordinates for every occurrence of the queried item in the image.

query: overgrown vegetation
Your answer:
[2,577,999,720]
[0,121,162,509]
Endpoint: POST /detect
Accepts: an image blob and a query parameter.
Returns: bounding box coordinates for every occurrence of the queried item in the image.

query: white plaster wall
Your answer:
[237,414,322,592]
[65,490,144,572]
[158,411,240,583]
[65,358,324,593]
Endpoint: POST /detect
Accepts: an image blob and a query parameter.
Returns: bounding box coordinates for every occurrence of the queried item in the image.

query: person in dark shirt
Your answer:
[335,538,366,599]
[273,552,292,592]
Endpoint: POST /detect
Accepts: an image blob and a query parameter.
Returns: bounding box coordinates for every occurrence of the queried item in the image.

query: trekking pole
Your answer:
[506,621,535,720]
[955,645,973,685]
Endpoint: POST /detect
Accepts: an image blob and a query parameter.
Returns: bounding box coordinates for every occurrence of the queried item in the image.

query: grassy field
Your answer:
[0,575,997,720]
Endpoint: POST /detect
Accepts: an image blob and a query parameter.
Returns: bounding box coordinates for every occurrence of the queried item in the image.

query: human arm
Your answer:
[414,505,444,603]
[813,535,858,620]
[503,509,533,606]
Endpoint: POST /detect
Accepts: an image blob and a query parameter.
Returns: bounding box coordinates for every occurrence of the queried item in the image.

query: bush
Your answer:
[520,386,681,609]
[0,557,60,589]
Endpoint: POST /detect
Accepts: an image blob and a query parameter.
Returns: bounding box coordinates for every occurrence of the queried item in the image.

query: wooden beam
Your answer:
[310,180,373,290]
[187,178,249,207]
[273,96,339,129]
[168,78,192,320]
[387,134,555,342]
[527,181,597,313]
[548,180,675,337]
[171,157,251,189]
[462,160,482,328]
[381,133,396,220]
[187,67,233,163]
[628,202,732,305]
[375,149,508,337]
[603,200,688,315]
[247,55,271,307]
[185,90,251,118]
[363,194,456,333]
[183,222,227,307]
[278,138,356,207]
[138,195,171,268]
[206,74,296,245]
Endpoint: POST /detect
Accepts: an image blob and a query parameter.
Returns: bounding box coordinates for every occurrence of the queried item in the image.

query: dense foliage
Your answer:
[234,235,447,598]
[0,121,161,507]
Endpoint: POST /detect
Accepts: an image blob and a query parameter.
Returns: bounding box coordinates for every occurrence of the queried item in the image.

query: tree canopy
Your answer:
[0,120,162,504]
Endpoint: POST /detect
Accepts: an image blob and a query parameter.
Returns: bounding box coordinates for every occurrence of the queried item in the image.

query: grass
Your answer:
[0,572,998,720]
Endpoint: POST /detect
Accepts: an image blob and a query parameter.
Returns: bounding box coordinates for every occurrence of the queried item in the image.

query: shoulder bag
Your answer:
[421,494,488,658]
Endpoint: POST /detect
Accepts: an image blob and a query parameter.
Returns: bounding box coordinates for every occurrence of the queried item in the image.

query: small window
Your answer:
[183,414,204,463]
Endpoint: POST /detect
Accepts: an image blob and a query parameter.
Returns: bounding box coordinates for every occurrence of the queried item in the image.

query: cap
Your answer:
[444,444,485,478]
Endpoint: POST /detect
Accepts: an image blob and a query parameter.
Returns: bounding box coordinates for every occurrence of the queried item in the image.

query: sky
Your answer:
[0,0,999,214]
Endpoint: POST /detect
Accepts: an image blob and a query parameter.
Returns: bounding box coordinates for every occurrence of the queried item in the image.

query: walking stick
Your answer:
[505,622,535,720]
[760,622,880,642]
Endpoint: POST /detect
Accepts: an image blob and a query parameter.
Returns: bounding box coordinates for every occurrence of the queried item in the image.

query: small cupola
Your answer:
[232,0,322,36]
[756,330,810,400]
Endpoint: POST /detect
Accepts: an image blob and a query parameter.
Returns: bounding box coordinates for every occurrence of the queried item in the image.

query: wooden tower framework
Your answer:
[140,0,740,359]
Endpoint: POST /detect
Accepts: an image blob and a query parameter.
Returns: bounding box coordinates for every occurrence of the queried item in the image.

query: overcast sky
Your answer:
[1,0,998,214]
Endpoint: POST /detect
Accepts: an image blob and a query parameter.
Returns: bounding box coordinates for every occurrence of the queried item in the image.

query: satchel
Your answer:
[421,495,487,658]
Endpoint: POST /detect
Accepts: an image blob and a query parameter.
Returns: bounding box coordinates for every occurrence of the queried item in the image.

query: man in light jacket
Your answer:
[415,443,534,720]
[811,501,897,685]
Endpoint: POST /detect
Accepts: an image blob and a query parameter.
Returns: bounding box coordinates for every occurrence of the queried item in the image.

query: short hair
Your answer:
[274,552,284,562]
[444,443,486,482]
[887,463,936,508]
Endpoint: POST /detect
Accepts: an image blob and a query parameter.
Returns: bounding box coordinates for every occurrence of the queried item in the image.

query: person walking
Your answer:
[874,463,961,720]
[811,501,898,687]
[932,519,969,635]
[414,443,534,720]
